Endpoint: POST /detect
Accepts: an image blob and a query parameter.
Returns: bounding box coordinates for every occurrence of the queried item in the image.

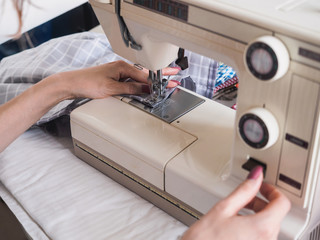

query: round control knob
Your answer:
[245,36,290,81]
[238,108,279,149]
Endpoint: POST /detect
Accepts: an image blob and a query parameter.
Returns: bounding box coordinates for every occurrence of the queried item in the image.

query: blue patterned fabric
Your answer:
[215,62,237,88]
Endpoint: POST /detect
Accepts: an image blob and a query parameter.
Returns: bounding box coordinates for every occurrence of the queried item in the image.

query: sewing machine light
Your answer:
[238,108,279,150]
[245,36,290,81]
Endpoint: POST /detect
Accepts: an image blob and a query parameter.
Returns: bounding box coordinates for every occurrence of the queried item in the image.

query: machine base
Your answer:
[73,139,203,226]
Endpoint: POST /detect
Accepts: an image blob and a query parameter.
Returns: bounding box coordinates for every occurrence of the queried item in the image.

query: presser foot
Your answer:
[147,69,169,105]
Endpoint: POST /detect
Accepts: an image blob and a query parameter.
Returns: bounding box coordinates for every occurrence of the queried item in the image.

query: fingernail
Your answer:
[172,66,182,70]
[170,80,181,85]
[141,84,151,94]
[247,166,263,180]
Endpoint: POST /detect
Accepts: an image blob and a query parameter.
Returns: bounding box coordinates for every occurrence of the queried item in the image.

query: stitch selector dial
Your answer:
[245,36,289,81]
[238,108,279,149]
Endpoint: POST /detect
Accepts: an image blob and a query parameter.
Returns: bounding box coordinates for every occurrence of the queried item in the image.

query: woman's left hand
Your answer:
[60,60,181,100]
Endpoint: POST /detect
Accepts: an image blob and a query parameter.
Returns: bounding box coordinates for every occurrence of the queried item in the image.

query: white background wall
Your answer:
[0,0,88,44]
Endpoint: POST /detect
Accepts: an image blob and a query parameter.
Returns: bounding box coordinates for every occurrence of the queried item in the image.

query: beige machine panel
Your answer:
[71,97,197,189]
[277,75,319,197]
[188,6,271,44]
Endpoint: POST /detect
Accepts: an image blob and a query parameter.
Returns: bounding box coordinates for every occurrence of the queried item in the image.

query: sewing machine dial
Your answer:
[245,36,290,81]
[238,108,279,149]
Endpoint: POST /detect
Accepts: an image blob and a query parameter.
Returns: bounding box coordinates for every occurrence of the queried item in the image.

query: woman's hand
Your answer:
[182,166,291,240]
[0,60,181,152]
[59,61,181,100]
[60,61,149,99]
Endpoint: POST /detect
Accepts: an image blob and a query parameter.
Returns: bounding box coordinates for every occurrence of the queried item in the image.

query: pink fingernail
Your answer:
[170,80,181,85]
[247,166,263,180]
[172,66,182,70]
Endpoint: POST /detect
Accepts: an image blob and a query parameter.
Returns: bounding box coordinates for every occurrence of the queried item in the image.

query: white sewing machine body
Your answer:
[70,0,320,239]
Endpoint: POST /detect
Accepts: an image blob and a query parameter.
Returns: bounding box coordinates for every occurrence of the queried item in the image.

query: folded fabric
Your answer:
[0,31,219,127]
[0,32,125,126]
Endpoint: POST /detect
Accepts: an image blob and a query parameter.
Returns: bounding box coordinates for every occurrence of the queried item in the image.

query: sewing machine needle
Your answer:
[156,69,163,97]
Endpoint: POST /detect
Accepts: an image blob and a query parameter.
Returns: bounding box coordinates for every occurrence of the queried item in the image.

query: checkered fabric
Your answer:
[0,32,124,125]
[0,32,222,126]
[170,50,218,99]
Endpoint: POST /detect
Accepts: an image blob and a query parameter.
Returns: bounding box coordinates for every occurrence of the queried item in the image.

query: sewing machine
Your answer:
[70,0,320,239]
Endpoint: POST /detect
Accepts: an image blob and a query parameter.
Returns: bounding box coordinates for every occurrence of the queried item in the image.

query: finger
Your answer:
[167,80,181,88]
[140,66,181,76]
[108,81,150,96]
[212,166,263,217]
[117,62,149,84]
[256,183,291,220]
[162,67,181,76]
[245,196,268,213]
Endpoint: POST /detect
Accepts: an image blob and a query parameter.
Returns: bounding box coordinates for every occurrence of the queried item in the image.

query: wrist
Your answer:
[43,72,74,102]
[53,70,90,100]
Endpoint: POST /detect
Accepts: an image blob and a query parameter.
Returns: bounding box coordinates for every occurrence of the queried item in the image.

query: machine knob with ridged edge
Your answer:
[238,108,279,150]
[244,36,290,81]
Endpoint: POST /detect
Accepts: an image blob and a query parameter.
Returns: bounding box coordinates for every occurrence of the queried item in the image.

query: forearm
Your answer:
[0,74,71,152]
[0,61,152,153]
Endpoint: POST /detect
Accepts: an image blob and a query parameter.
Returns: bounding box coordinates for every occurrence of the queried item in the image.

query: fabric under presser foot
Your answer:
[123,75,195,108]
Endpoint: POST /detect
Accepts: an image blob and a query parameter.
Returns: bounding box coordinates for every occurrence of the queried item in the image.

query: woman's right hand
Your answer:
[182,166,291,240]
